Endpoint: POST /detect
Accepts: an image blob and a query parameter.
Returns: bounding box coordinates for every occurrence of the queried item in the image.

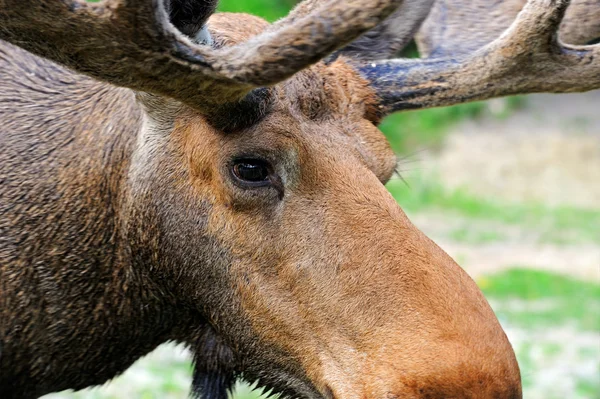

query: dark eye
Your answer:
[231,159,271,187]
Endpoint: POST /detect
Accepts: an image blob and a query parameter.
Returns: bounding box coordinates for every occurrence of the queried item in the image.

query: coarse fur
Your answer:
[4,0,596,398]
[0,9,522,399]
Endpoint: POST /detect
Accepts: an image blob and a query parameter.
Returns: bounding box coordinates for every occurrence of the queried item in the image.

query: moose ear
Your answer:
[166,0,219,42]
[332,0,434,60]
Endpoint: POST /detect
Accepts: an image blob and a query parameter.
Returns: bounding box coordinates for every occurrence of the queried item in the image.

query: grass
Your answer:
[480,269,600,301]
[479,269,600,331]
[218,0,297,21]
[386,177,600,245]
[448,227,509,244]
[379,97,526,154]
[479,269,600,398]
[379,103,486,154]
[86,0,296,20]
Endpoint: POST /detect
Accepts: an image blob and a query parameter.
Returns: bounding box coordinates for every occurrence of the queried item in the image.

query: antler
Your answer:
[333,0,434,60]
[0,0,404,113]
[355,0,600,114]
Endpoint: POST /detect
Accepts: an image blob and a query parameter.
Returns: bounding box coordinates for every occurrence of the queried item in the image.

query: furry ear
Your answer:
[167,0,219,41]
[191,327,238,399]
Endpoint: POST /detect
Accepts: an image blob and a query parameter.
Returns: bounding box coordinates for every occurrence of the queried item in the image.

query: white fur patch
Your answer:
[194,27,213,46]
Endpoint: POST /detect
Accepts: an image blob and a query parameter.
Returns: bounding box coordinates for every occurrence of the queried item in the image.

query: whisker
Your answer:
[396,146,432,162]
[396,159,422,165]
[393,166,411,188]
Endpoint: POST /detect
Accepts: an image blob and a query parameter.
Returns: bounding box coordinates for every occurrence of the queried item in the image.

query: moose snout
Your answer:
[309,252,523,399]
[317,342,522,399]
[269,169,523,399]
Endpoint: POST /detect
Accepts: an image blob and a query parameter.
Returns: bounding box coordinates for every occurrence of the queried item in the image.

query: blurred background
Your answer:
[44,1,600,398]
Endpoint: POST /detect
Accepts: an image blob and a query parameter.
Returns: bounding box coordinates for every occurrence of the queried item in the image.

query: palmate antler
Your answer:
[0,0,432,113]
[356,0,600,114]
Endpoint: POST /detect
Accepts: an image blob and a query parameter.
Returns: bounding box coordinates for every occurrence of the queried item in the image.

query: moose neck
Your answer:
[0,41,201,397]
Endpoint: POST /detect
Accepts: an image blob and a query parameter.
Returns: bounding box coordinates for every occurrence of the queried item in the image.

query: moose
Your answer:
[0,0,598,397]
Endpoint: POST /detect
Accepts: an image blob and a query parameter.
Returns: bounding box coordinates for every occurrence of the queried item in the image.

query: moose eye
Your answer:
[231,159,272,187]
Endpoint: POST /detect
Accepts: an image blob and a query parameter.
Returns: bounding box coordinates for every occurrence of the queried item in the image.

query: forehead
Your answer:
[231,60,382,158]
[231,63,395,183]
[207,12,381,127]
[278,59,381,124]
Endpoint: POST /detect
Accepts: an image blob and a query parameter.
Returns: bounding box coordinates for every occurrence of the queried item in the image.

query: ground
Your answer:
[43,92,600,399]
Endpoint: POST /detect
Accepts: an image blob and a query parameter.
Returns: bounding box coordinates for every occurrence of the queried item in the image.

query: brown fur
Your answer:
[0,6,522,399]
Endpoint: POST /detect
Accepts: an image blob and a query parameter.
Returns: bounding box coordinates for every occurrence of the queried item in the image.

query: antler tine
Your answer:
[212,0,405,86]
[358,0,600,114]
[333,0,435,60]
[0,0,405,113]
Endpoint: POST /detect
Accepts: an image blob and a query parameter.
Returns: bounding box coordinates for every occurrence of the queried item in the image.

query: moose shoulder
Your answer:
[0,0,598,398]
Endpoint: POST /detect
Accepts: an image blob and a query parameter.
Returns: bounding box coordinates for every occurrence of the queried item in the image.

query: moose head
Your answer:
[0,0,598,398]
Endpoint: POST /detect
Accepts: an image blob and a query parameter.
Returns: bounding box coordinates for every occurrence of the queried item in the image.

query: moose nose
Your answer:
[316,325,522,399]
[322,362,522,399]
[315,300,522,398]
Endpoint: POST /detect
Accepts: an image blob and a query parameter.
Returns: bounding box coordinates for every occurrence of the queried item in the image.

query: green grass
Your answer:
[478,269,600,398]
[448,227,509,244]
[386,177,600,245]
[480,269,600,300]
[576,378,600,398]
[379,103,487,154]
[379,97,525,154]
[218,0,297,21]
[87,0,297,20]
[231,382,269,399]
[478,269,600,331]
